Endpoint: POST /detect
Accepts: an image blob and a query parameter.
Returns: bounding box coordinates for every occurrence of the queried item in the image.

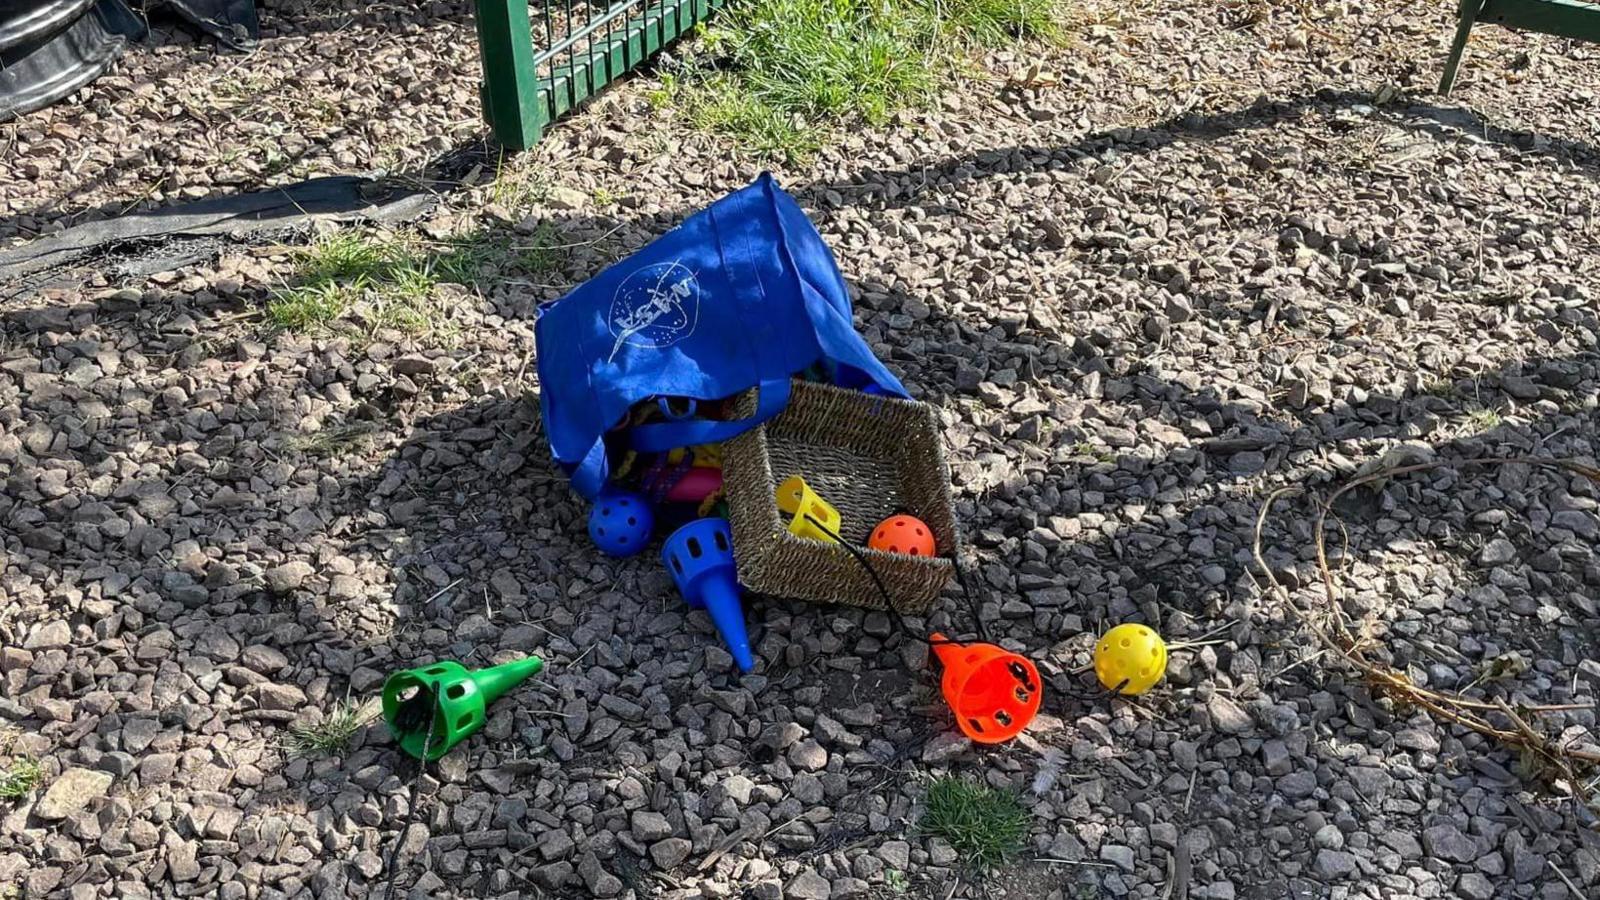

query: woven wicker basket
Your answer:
[722,380,957,612]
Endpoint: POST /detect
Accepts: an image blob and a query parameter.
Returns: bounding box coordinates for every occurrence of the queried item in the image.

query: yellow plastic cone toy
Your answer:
[776,475,841,542]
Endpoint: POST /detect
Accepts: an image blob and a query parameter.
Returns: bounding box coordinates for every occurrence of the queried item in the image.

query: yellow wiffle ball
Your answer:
[1094,623,1168,695]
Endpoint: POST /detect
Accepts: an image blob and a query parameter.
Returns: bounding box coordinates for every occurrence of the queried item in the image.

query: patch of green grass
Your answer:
[268,280,362,329]
[939,0,1061,44]
[286,422,381,458]
[489,155,553,211]
[884,869,909,893]
[299,231,396,284]
[666,0,1062,156]
[512,222,568,276]
[431,236,504,286]
[1421,378,1456,398]
[678,75,823,159]
[1069,441,1116,464]
[283,701,372,757]
[1463,407,1504,431]
[919,776,1030,870]
[519,227,563,273]
[0,759,44,801]
[271,225,572,338]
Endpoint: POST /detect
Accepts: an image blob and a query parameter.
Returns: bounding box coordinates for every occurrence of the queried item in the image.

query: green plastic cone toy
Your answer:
[381,656,543,760]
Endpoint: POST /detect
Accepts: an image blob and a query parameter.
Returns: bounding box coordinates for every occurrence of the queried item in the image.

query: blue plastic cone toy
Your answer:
[662,518,753,672]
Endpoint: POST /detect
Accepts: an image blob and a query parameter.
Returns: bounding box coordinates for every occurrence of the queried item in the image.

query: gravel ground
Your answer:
[5,1,1600,899]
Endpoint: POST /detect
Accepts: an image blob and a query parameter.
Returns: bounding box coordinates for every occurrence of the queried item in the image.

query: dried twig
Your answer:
[1253,457,1600,809]
[1547,859,1583,897]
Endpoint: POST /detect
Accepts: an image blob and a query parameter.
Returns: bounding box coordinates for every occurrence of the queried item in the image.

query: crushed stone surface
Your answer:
[4,1,1600,898]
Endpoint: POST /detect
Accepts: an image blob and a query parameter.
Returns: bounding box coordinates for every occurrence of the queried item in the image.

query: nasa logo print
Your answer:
[607,260,700,362]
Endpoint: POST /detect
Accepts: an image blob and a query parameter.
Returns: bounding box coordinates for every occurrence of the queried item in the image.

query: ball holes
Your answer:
[1120,638,1132,648]
[425,666,447,675]
[714,530,729,553]
[1014,686,1031,703]
[915,527,925,536]
[626,516,636,526]
[1151,646,1160,658]
[670,555,684,575]
[597,526,606,536]
[908,547,920,556]
[889,545,900,553]
[687,537,703,558]
[600,506,611,517]
[456,714,472,729]
[994,709,1013,726]
[445,683,466,700]
[618,498,630,507]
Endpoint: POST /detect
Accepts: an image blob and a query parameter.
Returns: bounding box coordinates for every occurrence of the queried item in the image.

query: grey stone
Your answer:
[240,644,289,674]
[788,739,828,771]
[23,620,71,650]
[254,682,306,710]
[1479,538,1517,565]
[723,774,755,805]
[920,732,970,764]
[785,868,831,899]
[1278,770,1317,799]
[1100,844,1136,872]
[34,769,113,819]
[577,852,622,898]
[1455,873,1495,900]
[1422,824,1477,864]
[650,837,692,869]
[1314,850,1359,879]
[264,561,314,593]
[1312,824,1344,850]
[877,840,910,869]
[631,810,672,842]
[1208,695,1252,734]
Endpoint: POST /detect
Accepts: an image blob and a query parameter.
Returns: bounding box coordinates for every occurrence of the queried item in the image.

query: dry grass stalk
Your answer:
[1252,456,1600,808]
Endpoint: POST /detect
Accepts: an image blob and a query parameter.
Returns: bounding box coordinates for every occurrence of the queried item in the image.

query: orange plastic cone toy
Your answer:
[930,633,1042,743]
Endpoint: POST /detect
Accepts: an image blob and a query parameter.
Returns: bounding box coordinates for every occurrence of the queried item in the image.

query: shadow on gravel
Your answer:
[810,88,1600,217]
[14,78,1600,277]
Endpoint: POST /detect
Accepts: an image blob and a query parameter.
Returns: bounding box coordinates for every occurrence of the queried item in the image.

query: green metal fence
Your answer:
[474,0,720,149]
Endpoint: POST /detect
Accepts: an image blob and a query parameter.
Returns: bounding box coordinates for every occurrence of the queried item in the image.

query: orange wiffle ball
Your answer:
[868,514,937,557]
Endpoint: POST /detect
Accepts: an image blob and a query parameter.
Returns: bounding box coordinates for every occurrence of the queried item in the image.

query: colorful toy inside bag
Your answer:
[534,173,909,500]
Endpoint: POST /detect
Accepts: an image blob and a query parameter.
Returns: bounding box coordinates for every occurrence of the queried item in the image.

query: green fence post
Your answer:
[474,0,544,150]
[1439,0,1486,94]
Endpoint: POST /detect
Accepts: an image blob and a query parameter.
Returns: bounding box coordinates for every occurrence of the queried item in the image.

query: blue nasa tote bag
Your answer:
[536,173,908,498]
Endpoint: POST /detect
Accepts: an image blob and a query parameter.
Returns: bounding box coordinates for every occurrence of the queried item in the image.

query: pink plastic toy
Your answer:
[666,467,722,504]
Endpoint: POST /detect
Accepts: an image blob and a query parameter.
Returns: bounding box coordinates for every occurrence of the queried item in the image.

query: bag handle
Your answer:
[627,378,791,453]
